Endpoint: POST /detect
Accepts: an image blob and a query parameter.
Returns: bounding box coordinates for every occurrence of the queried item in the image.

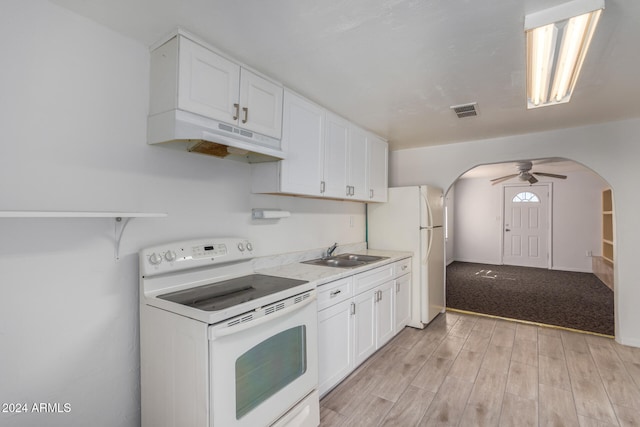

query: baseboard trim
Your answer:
[452,258,501,265]
[446,307,615,339]
[616,335,640,348]
[551,266,593,273]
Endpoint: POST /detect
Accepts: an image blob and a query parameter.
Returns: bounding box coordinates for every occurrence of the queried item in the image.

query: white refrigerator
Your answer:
[367,185,445,328]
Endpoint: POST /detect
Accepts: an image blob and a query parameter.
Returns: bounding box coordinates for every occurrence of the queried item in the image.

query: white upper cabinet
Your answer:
[177,36,240,125]
[279,90,325,196]
[348,126,369,200]
[251,90,388,202]
[323,113,349,198]
[238,68,283,139]
[367,134,389,202]
[322,115,369,201]
[151,34,283,139]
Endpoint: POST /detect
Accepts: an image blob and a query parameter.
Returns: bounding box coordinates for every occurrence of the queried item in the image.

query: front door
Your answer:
[503,184,550,268]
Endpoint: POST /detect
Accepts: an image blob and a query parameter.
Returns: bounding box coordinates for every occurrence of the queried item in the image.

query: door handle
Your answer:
[505,228,511,232]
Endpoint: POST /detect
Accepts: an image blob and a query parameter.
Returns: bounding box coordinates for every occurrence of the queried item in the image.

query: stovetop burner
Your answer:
[158,274,308,312]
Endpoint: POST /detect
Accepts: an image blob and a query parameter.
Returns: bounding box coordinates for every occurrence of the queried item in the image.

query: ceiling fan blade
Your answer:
[490,174,518,185]
[528,175,539,184]
[533,172,567,179]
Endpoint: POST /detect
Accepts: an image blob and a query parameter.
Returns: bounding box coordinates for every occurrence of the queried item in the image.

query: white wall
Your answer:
[389,118,640,348]
[0,2,365,426]
[452,178,502,265]
[452,170,607,272]
[444,186,455,265]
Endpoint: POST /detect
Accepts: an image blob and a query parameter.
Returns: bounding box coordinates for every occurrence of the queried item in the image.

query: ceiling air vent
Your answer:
[450,102,478,118]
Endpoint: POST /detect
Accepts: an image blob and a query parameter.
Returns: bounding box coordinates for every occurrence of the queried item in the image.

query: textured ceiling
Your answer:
[50,0,640,151]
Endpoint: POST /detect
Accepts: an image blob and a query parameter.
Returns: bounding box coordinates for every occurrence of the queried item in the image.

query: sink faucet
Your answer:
[325,242,338,258]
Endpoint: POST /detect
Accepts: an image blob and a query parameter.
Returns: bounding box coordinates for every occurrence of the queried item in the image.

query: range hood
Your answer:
[147,109,286,163]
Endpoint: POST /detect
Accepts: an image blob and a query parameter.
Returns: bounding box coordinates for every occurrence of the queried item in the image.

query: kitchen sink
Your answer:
[334,254,388,263]
[302,253,388,269]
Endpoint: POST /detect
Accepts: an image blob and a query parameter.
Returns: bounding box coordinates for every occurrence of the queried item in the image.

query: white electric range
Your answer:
[139,237,319,427]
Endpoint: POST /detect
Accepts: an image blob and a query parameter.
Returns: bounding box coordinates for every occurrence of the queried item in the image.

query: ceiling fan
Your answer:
[490,161,567,185]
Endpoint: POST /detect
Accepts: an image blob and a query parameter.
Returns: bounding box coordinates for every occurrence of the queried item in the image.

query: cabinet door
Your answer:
[323,113,349,198]
[353,291,376,367]
[177,37,240,124]
[239,68,283,139]
[394,273,411,333]
[348,126,369,200]
[318,300,354,396]
[376,281,395,348]
[367,135,388,202]
[279,90,325,196]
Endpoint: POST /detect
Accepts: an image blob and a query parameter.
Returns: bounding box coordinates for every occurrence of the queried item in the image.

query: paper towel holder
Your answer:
[252,208,291,220]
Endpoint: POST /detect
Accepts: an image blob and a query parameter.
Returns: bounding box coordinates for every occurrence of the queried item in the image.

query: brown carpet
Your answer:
[446,262,614,336]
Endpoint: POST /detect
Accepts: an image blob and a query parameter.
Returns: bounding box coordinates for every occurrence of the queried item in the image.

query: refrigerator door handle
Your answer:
[423,227,434,265]
[421,189,433,228]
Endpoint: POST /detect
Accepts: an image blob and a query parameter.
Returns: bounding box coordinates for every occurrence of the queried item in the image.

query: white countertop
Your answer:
[255,249,412,288]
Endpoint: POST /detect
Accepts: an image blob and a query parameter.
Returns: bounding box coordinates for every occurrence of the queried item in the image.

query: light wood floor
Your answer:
[320,311,640,426]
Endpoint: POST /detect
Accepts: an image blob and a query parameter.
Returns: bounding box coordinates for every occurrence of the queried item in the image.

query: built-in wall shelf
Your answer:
[0,211,168,260]
[594,188,614,289]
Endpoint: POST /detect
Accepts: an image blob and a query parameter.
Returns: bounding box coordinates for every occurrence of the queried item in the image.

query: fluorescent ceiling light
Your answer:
[525,0,604,109]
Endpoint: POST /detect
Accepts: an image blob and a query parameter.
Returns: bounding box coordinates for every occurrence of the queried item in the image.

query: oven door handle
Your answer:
[211,294,317,338]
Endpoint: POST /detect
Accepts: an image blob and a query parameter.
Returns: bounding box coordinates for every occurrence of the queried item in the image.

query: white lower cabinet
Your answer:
[353,280,395,367]
[394,272,411,332]
[352,287,376,367]
[318,298,354,396]
[317,276,354,396]
[317,257,412,397]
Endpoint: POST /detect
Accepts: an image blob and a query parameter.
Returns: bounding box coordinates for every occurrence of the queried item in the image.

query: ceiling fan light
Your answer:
[525,0,604,109]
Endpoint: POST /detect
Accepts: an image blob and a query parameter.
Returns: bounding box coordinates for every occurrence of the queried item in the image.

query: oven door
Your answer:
[208,290,318,427]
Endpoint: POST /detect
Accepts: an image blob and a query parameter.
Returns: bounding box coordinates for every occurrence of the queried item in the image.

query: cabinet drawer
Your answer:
[395,258,411,277]
[353,264,394,295]
[317,277,353,310]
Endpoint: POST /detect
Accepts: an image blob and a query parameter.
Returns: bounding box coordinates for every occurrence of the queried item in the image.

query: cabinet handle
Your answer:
[320,181,325,193]
[350,302,356,315]
[346,185,350,196]
[401,265,408,271]
[396,282,400,293]
[330,289,341,297]
[242,107,248,124]
[370,189,374,199]
[233,103,239,121]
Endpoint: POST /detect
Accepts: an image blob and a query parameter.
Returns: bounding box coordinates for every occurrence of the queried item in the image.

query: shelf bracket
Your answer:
[114,217,133,261]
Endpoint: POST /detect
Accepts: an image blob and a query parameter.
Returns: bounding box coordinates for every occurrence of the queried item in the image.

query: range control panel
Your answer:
[140,238,255,277]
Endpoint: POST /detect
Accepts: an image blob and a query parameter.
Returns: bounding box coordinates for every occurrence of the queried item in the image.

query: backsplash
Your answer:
[252,242,367,270]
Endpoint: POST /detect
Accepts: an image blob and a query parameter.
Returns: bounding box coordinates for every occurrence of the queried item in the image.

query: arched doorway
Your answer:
[444,158,614,336]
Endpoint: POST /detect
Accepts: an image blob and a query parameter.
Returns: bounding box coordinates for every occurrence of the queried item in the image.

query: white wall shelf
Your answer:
[0,211,168,260]
[0,211,166,218]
